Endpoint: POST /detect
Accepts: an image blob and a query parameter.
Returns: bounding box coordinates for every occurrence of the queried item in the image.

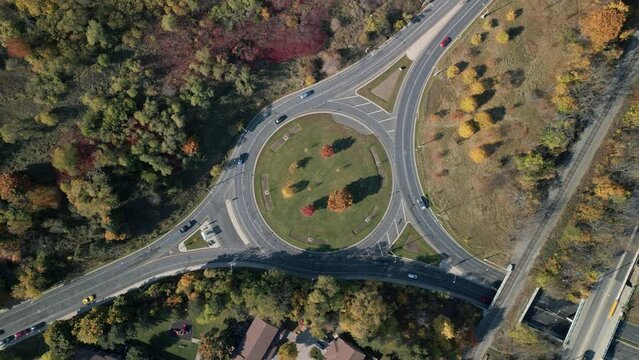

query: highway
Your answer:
[563,222,639,359]
[0,0,505,348]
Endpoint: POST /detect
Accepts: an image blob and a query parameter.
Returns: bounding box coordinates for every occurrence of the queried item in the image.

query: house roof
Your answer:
[325,338,366,360]
[235,317,279,360]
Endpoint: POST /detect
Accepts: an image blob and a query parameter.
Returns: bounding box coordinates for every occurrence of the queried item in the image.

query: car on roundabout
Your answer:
[179,219,197,233]
[82,294,96,305]
[275,114,288,124]
[300,89,315,99]
[407,273,418,280]
[417,196,429,210]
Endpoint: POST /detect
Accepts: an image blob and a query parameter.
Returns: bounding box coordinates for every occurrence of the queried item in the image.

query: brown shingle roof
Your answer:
[234,317,279,360]
[325,338,366,360]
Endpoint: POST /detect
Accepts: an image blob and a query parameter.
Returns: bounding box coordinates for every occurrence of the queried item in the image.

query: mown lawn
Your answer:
[391,224,440,264]
[254,113,392,251]
[357,55,412,113]
[183,232,207,250]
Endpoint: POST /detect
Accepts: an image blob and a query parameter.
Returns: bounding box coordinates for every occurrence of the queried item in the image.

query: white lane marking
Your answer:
[368,109,384,115]
[379,117,396,123]
[333,95,359,101]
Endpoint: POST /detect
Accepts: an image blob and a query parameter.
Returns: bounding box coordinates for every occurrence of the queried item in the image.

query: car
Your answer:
[179,219,197,233]
[82,294,96,305]
[407,273,418,280]
[0,335,15,345]
[315,340,329,350]
[15,328,30,338]
[300,89,315,99]
[439,36,451,47]
[417,196,429,210]
[275,114,288,124]
[236,153,249,165]
[399,66,407,71]
[480,296,492,304]
[29,322,46,332]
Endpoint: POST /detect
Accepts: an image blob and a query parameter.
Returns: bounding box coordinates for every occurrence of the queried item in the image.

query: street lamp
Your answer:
[480,2,489,18]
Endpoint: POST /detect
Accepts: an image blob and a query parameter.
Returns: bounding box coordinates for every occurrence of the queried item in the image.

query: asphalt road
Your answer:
[0,0,505,348]
[564,223,639,359]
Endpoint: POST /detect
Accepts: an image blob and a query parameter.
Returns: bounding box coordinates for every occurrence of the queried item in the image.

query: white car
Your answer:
[407,273,418,280]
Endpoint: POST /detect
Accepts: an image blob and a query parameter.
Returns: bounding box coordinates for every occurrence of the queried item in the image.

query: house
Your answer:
[325,338,366,360]
[234,317,284,360]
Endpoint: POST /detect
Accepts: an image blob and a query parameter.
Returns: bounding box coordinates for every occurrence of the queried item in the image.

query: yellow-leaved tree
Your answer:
[458,120,477,138]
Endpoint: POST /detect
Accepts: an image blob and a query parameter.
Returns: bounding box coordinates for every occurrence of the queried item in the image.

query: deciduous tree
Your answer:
[458,120,477,138]
[496,30,510,44]
[300,204,315,217]
[469,146,487,163]
[327,188,353,213]
[460,97,478,113]
[446,65,460,79]
[580,2,628,47]
[278,342,298,360]
[321,144,335,158]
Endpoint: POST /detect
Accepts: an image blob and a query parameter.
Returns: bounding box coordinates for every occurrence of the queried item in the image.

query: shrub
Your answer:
[461,68,478,84]
[458,121,477,138]
[470,33,483,46]
[327,188,353,213]
[321,144,335,158]
[35,112,58,126]
[210,164,222,178]
[300,204,315,217]
[474,111,494,128]
[515,151,555,182]
[460,96,478,113]
[469,81,486,96]
[446,65,460,79]
[482,19,495,31]
[469,146,488,163]
[496,30,510,44]
[552,95,577,113]
[622,103,639,128]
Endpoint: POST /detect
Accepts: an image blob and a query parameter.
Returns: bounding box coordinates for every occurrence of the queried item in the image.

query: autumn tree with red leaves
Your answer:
[182,137,199,156]
[300,204,315,217]
[327,188,353,213]
[321,144,335,158]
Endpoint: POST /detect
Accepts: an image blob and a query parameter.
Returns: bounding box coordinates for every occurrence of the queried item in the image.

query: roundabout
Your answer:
[253,113,393,251]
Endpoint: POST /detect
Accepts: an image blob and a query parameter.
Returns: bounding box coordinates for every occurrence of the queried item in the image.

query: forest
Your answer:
[5,270,481,360]
[0,0,421,304]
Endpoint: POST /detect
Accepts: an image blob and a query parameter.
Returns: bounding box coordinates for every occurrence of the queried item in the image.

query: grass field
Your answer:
[415,0,577,264]
[183,232,207,250]
[391,224,440,264]
[357,55,412,113]
[254,113,392,250]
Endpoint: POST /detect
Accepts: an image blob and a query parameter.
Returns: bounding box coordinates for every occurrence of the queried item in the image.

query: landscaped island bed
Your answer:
[255,113,392,250]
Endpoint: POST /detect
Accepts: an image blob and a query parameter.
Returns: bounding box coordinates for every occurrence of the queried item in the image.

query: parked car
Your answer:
[439,36,452,47]
[15,328,31,338]
[399,66,407,71]
[407,273,418,280]
[300,89,315,99]
[82,294,96,305]
[275,115,288,124]
[0,335,15,346]
[480,296,492,304]
[29,322,46,332]
[179,219,197,233]
[315,340,329,350]
[417,196,429,210]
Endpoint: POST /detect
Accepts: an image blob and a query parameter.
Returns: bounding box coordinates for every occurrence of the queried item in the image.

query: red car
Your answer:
[439,36,452,47]
[480,296,492,304]
[14,328,31,338]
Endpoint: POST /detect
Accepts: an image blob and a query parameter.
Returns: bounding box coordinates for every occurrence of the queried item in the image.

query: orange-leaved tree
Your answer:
[327,188,353,213]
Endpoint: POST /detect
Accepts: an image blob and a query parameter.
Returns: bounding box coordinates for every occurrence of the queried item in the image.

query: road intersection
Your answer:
[0,0,506,349]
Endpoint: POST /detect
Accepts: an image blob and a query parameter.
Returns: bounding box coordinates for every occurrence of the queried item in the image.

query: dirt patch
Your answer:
[416,0,578,265]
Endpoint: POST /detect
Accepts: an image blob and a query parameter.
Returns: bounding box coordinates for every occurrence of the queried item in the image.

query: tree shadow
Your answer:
[486,106,506,122]
[332,136,355,153]
[483,141,503,156]
[455,61,469,73]
[313,196,328,210]
[291,180,309,193]
[346,175,383,204]
[515,8,524,18]
[475,89,496,108]
[473,64,488,78]
[508,26,525,40]
[297,157,312,169]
